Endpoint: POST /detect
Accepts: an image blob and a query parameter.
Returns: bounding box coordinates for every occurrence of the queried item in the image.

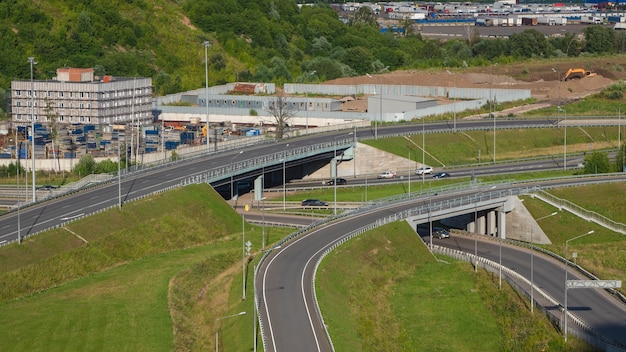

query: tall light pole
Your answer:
[560,107,567,171]
[242,210,246,300]
[334,133,352,215]
[305,70,316,134]
[407,145,412,195]
[215,311,246,352]
[230,151,243,200]
[110,125,123,210]
[28,56,37,202]
[530,211,558,312]
[446,70,457,132]
[491,64,497,164]
[564,230,594,342]
[366,67,388,140]
[552,68,561,126]
[204,40,211,153]
[422,118,425,184]
[282,144,289,210]
[15,128,21,245]
[474,186,496,272]
[261,196,266,250]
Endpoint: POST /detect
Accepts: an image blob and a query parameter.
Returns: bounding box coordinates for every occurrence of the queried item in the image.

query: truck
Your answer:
[614,23,626,30]
[580,16,602,24]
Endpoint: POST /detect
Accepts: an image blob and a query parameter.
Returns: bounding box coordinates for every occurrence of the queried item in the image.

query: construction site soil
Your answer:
[326,57,626,114]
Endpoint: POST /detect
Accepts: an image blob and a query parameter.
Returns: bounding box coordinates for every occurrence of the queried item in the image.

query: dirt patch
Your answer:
[326,58,626,110]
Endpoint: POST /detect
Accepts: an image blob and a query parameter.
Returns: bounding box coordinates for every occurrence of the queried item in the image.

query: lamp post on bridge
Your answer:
[334,133,353,215]
[473,186,496,273]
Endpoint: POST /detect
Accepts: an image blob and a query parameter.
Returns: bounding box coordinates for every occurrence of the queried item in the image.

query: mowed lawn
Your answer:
[0,244,233,351]
[317,221,504,351]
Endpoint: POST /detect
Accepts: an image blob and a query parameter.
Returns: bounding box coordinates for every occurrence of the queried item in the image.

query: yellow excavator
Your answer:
[563,68,596,81]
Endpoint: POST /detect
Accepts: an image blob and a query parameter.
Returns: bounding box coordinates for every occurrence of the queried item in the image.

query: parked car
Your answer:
[415,166,433,175]
[432,172,451,179]
[432,227,450,239]
[377,171,397,179]
[36,185,57,191]
[325,178,347,186]
[301,199,329,207]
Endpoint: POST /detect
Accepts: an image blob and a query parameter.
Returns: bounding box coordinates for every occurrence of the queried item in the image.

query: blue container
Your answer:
[84,125,95,132]
[145,147,157,153]
[64,152,76,159]
[165,141,179,150]
[71,129,83,135]
[19,150,28,159]
[87,142,97,149]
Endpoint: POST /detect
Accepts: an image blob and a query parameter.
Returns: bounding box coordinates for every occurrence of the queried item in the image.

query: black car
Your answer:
[432,172,451,179]
[325,178,347,186]
[431,227,450,239]
[36,185,58,191]
[301,199,329,207]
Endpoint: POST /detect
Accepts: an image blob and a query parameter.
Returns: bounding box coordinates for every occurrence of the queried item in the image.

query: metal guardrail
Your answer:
[532,189,626,234]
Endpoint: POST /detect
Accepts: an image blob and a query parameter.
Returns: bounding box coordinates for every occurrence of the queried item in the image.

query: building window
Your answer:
[59,91,64,97]
[15,90,21,96]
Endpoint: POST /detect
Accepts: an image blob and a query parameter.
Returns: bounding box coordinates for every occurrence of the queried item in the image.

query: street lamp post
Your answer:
[407,145,412,195]
[261,196,266,250]
[242,211,246,300]
[530,211,559,312]
[552,68,561,126]
[564,230,594,342]
[215,311,246,352]
[446,70,457,133]
[366,67,388,140]
[28,57,37,202]
[282,144,289,210]
[204,40,211,153]
[559,107,567,171]
[491,64,497,164]
[422,118,425,184]
[305,70,316,134]
[15,128,21,245]
[333,133,353,215]
[473,186,496,272]
[230,151,243,200]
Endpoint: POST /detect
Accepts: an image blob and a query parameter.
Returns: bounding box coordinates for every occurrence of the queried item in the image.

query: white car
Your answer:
[377,171,397,179]
[415,166,433,175]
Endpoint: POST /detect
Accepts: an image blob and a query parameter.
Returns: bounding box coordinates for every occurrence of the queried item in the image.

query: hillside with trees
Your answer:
[1,0,626,120]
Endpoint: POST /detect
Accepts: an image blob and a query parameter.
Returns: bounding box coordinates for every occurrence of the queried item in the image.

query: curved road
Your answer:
[1,118,625,350]
[256,177,626,351]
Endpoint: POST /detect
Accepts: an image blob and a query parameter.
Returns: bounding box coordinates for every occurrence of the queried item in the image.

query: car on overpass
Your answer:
[377,171,397,179]
[301,199,329,207]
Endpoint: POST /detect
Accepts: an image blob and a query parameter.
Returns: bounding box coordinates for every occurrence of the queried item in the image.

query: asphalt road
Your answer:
[256,177,626,351]
[1,118,625,350]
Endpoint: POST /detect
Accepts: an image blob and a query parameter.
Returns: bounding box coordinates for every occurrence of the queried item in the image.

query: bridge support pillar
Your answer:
[487,210,497,237]
[467,210,487,235]
[498,209,506,240]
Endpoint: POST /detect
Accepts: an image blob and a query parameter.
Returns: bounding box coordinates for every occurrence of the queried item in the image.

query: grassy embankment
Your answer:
[317,221,594,351]
[282,126,619,205]
[0,183,292,351]
[521,184,626,297]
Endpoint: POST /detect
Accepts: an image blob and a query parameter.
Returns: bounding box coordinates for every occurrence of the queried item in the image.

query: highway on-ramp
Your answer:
[256,177,626,352]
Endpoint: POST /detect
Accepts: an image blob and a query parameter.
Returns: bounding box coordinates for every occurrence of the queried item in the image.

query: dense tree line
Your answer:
[0,0,625,117]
